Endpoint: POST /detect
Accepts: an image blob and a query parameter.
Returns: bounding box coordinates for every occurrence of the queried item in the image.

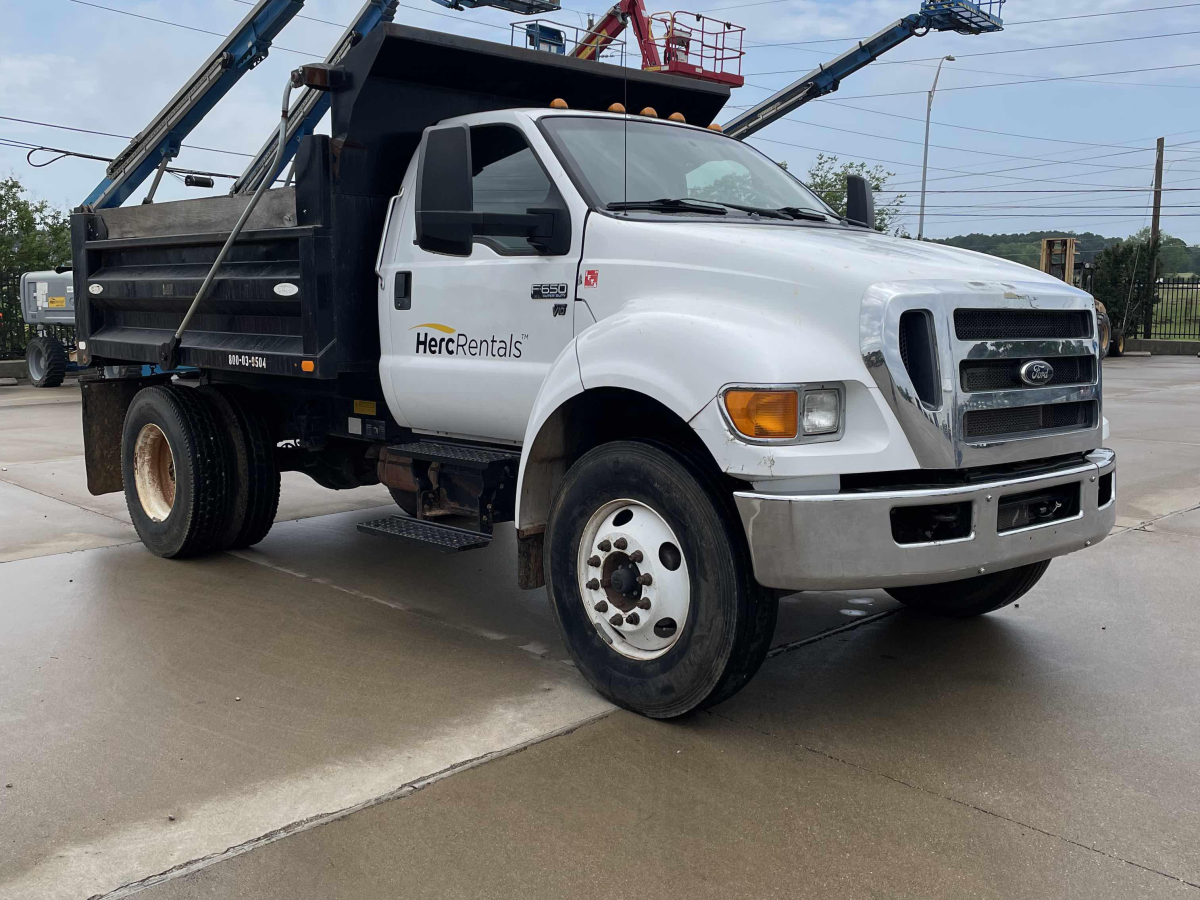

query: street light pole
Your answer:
[918,55,954,241]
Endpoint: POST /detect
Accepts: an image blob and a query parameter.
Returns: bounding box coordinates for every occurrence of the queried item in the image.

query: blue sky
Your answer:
[4,0,1200,242]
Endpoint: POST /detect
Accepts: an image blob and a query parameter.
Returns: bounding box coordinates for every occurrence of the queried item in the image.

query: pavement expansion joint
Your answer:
[766,608,899,658]
[90,710,615,900]
[708,710,1200,891]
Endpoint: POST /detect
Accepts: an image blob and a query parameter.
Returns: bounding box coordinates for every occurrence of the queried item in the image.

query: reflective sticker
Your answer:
[353,399,377,416]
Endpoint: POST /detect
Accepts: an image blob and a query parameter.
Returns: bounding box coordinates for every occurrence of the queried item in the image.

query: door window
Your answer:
[470,125,558,254]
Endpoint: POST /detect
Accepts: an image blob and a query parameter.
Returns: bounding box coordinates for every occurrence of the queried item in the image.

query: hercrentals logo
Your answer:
[409,323,523,359]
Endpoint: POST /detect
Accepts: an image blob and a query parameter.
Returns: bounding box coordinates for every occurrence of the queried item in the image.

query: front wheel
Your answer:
[545,441,777,718]
[886,560,1050,618]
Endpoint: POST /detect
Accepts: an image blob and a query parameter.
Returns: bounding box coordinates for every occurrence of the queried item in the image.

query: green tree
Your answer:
[1092,233,1158,334]
[0,176,71,274]
[804,153,907,236]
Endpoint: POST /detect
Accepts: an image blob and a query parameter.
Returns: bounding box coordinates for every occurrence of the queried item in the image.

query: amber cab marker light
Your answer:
[707,123,723,132]
[300,359,315,372]
[668,112,686,122]
[640,107,658,117]
[550,98,569,109]
[608,102,626,113]
[724,390,799,440]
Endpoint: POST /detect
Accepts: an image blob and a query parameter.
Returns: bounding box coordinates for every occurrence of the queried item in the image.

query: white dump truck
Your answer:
[72,26,1115,717]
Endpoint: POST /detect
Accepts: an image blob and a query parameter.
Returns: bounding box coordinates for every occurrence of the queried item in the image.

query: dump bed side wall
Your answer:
[71,136,385,381]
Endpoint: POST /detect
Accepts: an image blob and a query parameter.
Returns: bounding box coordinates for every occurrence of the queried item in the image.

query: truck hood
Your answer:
[635,219,1079,294]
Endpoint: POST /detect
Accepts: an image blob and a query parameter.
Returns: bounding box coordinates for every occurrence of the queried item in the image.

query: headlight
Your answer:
[802,389,840,435]
[721,384,843,443]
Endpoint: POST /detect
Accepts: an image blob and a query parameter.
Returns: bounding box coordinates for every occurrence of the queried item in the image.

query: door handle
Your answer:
[394,271,412,310]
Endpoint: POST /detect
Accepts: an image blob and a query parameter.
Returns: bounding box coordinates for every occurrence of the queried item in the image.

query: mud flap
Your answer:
[80,375,170,495]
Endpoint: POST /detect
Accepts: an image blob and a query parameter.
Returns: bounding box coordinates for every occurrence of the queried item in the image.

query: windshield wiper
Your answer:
[777,206,837,223]
[606,198,727,215]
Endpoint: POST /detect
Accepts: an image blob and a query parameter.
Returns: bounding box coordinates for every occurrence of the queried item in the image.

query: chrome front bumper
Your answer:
[734,449,1116,591]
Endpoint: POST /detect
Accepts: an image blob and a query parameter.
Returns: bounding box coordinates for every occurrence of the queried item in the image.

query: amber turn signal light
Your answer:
[723,390,798,440]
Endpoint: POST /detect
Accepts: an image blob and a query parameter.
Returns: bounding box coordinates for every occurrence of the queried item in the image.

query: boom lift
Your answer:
[83,0,308,209]
[722,0,1004,139]
[83,0,564,209]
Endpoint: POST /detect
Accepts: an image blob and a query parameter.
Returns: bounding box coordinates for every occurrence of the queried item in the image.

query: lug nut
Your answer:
[625,612,640,626]
[598,540,612,552]
[636,573,653,586]
[586,579,600,590]
[614,538,628,550]
[610,614,624,627]
[588,555,601,567]
[629,550,643,563]
[636,598,651,610]
[594,600,609,613]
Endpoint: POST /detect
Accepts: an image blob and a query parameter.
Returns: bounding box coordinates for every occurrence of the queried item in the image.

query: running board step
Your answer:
[357,515,493,552]
[387,440,520,470]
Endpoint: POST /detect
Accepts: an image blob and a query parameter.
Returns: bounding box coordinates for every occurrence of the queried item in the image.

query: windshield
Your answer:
[540,116,833,217]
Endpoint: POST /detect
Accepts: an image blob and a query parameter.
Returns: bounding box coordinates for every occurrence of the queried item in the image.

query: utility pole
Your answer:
[918,55,954,241]
[1145,137,1165,338]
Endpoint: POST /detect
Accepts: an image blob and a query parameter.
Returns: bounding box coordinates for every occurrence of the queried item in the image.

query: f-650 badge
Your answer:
[531,283,569,299]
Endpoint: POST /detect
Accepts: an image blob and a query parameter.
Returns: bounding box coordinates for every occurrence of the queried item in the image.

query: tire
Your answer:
[1108,329,1125,358]
[886,560,1051,618]
[199,386,281,549]
[122,384,233,558]
[27,336,67,388]
[545,440,777,718]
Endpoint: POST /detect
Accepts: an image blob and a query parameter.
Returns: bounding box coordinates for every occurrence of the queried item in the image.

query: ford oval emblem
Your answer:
[1020,360,1055,386]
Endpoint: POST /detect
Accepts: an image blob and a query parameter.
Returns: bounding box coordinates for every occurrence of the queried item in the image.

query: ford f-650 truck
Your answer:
[71,26,1116,718]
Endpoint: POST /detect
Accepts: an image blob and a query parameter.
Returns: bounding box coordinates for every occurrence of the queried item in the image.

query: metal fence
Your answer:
[0,270,73,359]
[1144,278,1200,341]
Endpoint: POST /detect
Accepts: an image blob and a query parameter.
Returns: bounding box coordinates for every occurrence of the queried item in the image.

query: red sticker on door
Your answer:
[583,269,599,289]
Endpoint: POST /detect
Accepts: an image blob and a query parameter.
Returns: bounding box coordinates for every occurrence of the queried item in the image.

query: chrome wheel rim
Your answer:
[577,498,690,660]
[133,423,176,522]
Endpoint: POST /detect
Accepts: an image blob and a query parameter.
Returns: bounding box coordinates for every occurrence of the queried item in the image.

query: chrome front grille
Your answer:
[954,308,1093,340]
[960,355,1095,392]
[963,400,1097,439]
[860,280,1103,468]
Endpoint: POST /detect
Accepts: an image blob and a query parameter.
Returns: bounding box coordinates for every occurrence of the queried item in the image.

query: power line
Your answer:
[726,3,1200,43]
[821,62,1200,102]
[0,115,254,158]
[228,0,514,34]
[746,29,1200,76]
[0,136,238,178]
[67,0,319,55]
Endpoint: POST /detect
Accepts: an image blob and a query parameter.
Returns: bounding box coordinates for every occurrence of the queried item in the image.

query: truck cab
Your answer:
[71,25,1115,718]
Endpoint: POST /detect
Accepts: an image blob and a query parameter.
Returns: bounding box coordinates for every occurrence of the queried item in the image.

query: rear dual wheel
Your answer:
[123,384,279,558]
[545,441,777,719]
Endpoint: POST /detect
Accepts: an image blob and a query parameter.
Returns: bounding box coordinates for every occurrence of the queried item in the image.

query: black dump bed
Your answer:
[70,25,730,381]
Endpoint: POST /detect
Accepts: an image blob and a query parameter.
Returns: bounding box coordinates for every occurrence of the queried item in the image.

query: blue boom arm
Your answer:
[722,0,1002,141]
[83,0,306,209]
[232,0,400,195]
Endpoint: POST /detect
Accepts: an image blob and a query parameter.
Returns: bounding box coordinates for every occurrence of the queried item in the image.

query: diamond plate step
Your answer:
[387,441,520,470]
[357,516,492,552]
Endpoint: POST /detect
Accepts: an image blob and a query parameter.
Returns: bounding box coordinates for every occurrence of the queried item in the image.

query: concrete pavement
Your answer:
[1,356,1197,898]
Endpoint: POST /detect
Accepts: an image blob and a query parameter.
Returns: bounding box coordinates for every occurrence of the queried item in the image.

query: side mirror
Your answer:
[846,175,876,230]
[414,123,567,256]
[416,124,474,256]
